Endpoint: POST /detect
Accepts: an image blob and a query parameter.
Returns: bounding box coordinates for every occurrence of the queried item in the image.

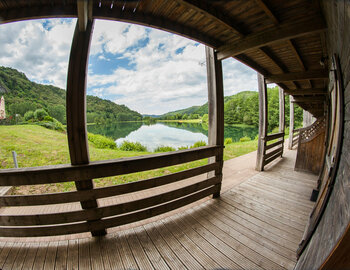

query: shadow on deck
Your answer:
[0,149,317,270]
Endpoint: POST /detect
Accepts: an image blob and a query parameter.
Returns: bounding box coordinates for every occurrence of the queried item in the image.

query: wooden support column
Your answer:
[66,14,106,235]
[288,97,295,149]
[205,46,224,198]
[279,87,285,156]
[256,73,268,171]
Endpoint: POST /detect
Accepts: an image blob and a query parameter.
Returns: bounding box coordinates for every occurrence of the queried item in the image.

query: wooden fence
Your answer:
[0,146,222,237]
[262,132,285,168]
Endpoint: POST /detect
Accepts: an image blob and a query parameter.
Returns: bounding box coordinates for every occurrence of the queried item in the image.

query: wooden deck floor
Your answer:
[0,149,317,269]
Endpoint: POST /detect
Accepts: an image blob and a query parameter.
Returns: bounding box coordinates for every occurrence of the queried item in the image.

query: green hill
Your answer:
[0,66,142,124]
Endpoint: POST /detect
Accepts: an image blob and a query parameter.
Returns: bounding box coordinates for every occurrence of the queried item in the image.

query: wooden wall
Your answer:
[295,1,350,269]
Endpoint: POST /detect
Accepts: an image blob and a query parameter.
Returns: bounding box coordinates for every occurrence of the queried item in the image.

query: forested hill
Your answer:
[161,90,303,130]
[0,66,142,124]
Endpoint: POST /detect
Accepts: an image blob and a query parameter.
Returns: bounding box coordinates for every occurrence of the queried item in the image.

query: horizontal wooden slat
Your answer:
[264,150,283,166]
[0,177,220,226]
[264,147,283,160]
[0,146,221,186]
[0,185,219,237]
[265,140,284,151]
[0,163,219,206]
[265,132,285,141]
[284,88,327,95]
[265,70,328,83]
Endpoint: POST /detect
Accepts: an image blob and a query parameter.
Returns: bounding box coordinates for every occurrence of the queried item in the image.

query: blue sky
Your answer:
[0,19,258,114]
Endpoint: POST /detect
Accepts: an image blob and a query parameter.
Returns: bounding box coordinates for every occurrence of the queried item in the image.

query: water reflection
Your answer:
[87,122,258,151]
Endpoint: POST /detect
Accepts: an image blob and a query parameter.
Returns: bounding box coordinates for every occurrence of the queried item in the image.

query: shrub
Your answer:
[154,146,176,152]
[178,146,189,150]
[87,133,117,149]
[224,138,233,145]
[34,108,48,121]
[191,140,207,148]
[43,115,54,122]
[24,110,35,121]
[119,141,147,152]
[239,136,251,142]
[37,118,65,132]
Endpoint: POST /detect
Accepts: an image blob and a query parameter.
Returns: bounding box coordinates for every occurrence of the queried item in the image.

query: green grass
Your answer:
[0,125,257,194]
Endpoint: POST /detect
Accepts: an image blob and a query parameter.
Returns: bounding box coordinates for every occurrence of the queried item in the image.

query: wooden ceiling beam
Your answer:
[217,17,326,60]
[265,70,328,83]
[175,0,244,37]
[291,96,326,103]
[284,88,327,95]
[255,0,279,25]
[77,0,92,32]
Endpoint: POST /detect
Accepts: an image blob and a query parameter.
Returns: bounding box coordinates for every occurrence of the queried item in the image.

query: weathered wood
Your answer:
[217,17,326,60]
[0,146,221,186]
[289,98,295,149]
[266,70,329,83]
[175,0,244,37]
[264,150,283,166]
[256,73,268,171]
[292,96,326,103]
[255,0,279,25]
[265,140,283,151]
[0,185,219,237]
[284,88,327,95]
[0,163,219,206]
[265,132,284,141]
[0,176,220,226]
[66,17,104,236]
[206,47,224,198]
[77,0,92,32]
[264,147,284,161]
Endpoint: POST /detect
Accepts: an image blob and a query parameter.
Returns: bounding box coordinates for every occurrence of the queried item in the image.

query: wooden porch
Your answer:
[0,148,317,270]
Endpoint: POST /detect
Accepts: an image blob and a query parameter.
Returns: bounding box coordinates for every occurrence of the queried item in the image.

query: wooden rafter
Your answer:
[255,0,279,25]
[265,70,328,83]
[284,88,327,95]
[217,17,326,60]
[291,96,326,103]
[175,0,244,37]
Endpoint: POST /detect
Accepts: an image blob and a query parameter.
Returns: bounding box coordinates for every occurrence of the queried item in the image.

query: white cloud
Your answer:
[0,19,76,89]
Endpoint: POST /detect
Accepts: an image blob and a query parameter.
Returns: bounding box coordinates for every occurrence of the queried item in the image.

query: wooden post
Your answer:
[289,97,294,149]
[66,16,106,236]
[279,87,285,156]
[256,73,268,171]
[205,46,224,198]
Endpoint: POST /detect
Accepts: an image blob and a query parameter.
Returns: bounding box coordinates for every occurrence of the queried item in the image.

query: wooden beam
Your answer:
[256,73,268,171]
[175,0,244,37]
[265,70,328,83]
[255,0,279,25]
[206,47,224,198]
[77,0,88,32]
[291,96,326,103]
[217,17,326,60]
[259,47,287,72]
[288,99,295,149]
[66,18,106,236]
[279,87,285,156]
[284,88,327,95]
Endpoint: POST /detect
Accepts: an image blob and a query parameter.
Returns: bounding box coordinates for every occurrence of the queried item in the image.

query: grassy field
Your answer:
[0,125,258,194]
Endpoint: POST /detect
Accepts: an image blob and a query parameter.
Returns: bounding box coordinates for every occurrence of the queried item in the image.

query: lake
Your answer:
[87,122,259,151]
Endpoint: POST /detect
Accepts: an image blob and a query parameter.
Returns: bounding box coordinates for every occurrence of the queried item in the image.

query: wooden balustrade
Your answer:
[0,146,222,237]
[291,128,300,148]
[262,132,285,166]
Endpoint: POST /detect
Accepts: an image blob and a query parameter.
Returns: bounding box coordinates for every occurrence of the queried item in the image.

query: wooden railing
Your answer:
[0,146,222,237]
[262,132,285,168]
[291,128,300,148]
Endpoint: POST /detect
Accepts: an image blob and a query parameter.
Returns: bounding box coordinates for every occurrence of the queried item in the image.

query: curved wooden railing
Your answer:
[0,146,222,237]
[262,132,285,167]
[291,128,301,148]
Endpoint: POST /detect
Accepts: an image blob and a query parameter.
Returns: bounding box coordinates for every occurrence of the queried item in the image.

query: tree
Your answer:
[24,110,34,121]
[48,105,66,124]
[34,108,48,121]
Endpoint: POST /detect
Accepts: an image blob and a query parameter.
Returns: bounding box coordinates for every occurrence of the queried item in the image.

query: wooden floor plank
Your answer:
[55,241,68,270]
[118,231,139,270]
[99,236,124,270]
[162,216,221,269]
[66,239,79,270]
[142,223,186,270]
[134,226,170,270]
[78,238,91,270]
[43,241,58,270]
[11,242,28,270]
[2,242,21,270]
[32,242,49,270]
[21,242,38,270]
[89,239,104,270]
[0,242,13,268]
[154,220,204,270]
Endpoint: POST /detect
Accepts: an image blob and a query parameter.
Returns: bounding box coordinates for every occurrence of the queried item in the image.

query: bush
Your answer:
[34,108,48,121]
[178,146,189,150]
[119,141,147,152]
[224,138,233,145]
[239,136,251,142]
[191,140,207,148]
[43,115,54,122]
[154,146,176,152]
[37,118,65,132]
[24,110,35,121]
[88,133,117,149]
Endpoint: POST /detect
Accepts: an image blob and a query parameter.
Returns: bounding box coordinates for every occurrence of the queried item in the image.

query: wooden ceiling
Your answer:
[0,0,328,117]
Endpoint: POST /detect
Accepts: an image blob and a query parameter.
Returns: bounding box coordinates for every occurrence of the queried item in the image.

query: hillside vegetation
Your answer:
[0,66,142,124]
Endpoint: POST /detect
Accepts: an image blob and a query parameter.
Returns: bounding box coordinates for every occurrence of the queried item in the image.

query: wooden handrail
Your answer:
[264,132,285,141]
[0,146,221,186]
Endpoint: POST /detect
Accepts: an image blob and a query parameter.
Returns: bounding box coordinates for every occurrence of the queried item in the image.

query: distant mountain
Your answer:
[142,114,161,118]
[160,91,257,119]
[0,66,142,123]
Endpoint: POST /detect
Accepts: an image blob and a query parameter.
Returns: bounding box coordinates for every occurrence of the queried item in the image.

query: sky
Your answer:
[0,19,258,115]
